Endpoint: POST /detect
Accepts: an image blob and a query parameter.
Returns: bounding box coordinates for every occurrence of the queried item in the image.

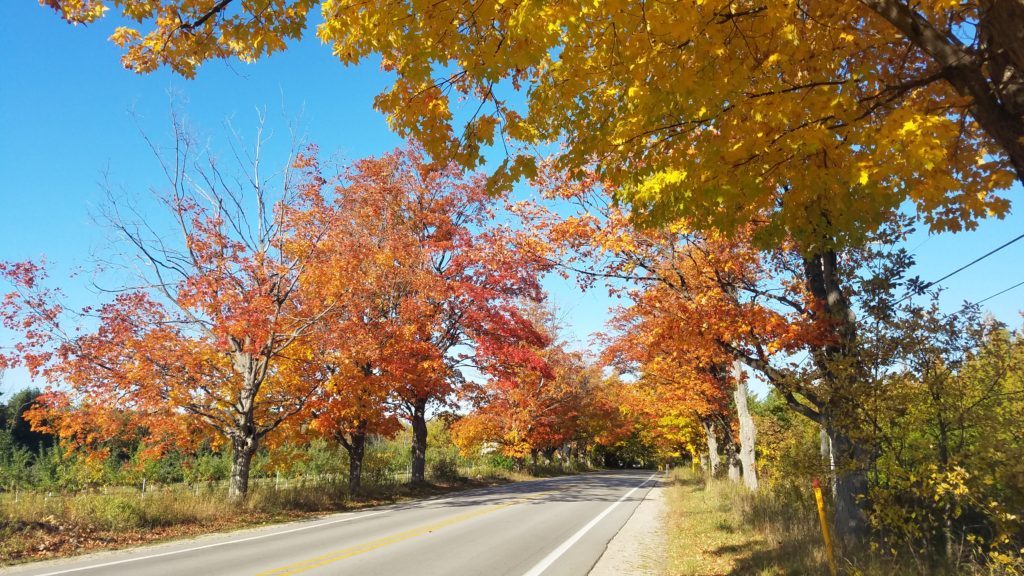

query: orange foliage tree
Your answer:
[453,301,638,466]
[295,146,551,484]
[602,285,740,478]
[1,126,362,502]
[517,167,912,533]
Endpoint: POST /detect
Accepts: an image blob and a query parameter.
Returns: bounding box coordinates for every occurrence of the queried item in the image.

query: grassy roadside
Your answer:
[663,467,828,575]
[661,468,1024,576]
[0,465,582,566]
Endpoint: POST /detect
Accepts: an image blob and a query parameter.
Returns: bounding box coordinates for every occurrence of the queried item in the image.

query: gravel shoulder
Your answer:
[589,473,667,576]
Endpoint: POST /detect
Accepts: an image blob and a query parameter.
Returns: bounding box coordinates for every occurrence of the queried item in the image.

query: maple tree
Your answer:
[297,146,551,484]
[516,169,935,538]
[39,0,1020,244]
[272,154,414,496]
[1,124,355,502]
[452,306,623,463]
[601,283,747,482]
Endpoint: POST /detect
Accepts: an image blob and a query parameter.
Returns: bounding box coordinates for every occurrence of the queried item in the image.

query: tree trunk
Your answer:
[228,435,258,503]
[409,397,428,484]
[820,427,837,500]
[936,413,955,563]
[719,417,741,482]
[701,418,720,477]
[826,424,869,544]
[732,363,759,491]
[804,250,872,543]
[340,425,367,497]
[820,427,832,465]
[725,437,742,482]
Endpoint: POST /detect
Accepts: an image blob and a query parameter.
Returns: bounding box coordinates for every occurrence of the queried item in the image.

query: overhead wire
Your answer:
[951,279,1024,316]
[974,279,1024,306]
[896,230,1024,305]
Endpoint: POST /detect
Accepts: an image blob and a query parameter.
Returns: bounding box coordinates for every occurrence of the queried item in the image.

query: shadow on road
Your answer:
[393,470,658,511]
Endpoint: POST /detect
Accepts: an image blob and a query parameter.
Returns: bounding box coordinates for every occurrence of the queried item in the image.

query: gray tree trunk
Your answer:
[718,416,742,482]
[803,250,872,543]
[820,427,837,500]
[410,398,428,484]
[228,435,258,503]
[725,438,742,482]
[701,419,720,477]
[825,424,869,542]
[732,362,759,491]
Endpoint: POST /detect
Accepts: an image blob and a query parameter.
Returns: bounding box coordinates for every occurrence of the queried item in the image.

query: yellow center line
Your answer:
[255,490,559,576]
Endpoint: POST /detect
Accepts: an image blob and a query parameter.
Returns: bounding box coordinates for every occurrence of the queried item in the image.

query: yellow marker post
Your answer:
[812,478,838,576]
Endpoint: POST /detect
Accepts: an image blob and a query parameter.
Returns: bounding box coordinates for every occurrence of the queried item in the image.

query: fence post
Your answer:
[812,478,838,576]
[141,478,147,499]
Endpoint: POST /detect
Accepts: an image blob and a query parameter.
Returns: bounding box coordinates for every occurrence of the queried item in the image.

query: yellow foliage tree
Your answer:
[40,0,1021,245]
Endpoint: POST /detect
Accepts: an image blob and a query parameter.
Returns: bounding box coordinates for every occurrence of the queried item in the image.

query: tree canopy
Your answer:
[41,0,1022,246]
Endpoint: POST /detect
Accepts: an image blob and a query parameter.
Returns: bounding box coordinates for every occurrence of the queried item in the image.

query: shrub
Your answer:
[428,455,459,483]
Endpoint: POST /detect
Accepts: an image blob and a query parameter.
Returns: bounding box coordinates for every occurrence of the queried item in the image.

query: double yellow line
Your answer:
[256,490,556,575]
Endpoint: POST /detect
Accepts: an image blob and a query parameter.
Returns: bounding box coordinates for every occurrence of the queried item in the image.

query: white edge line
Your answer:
[26,510,389,576]
[520,473,658,576]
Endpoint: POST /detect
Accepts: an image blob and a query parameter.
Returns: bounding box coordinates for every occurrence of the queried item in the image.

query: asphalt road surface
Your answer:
[2,469,659,576]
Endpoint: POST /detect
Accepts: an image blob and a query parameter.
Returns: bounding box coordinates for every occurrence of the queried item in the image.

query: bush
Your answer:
[183,450,231,484]
[485,454,517,471]
[91,498,145,531]
[361,446,404,488]
[428,455,459,483]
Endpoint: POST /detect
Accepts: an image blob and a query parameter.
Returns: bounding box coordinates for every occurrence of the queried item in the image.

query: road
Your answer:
[2,470,659,576]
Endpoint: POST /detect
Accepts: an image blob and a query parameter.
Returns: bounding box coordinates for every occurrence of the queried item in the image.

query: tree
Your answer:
[41,0,1019,242]
[863,299,1024,564]
[300,146,550,484]
[293,150,425,496]
[600,283,747,482]
[452,307,602,463]
[2,123,351,502]
[0,388,55,454]
[521,171,931,537]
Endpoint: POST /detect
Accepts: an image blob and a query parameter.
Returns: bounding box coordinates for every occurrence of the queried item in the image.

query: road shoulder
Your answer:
[589,473,666,576]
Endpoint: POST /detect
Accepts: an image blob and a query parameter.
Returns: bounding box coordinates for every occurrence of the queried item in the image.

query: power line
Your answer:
[973,279,1024,307]
[921,231,1024,290]
[943,278,1024,319]
[898,230,1024,304]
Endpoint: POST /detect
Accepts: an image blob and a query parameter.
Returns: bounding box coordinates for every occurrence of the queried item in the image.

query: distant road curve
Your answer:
[2,469,659,576]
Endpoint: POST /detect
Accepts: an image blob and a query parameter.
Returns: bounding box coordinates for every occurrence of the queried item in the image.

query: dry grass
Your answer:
[0,470,532,566]
[663,467,830,576]
[661,468,1024,576]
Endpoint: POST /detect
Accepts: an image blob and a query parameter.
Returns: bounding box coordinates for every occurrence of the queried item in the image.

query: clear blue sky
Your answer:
[2,1,1022,397]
